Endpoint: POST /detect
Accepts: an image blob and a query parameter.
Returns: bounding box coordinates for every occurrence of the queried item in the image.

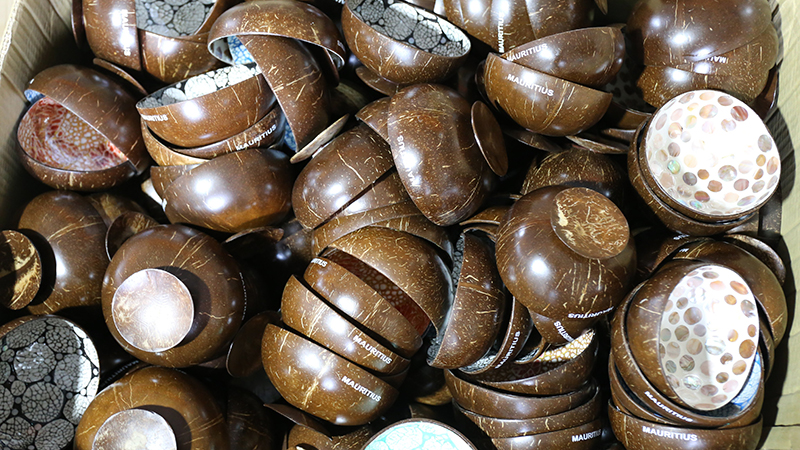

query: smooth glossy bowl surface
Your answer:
[19,191,109,314]
[496,186,635,324]
[293,124,394,229]
[102,224,245,367]
[483,54,612,136]
[627,0,773,65]
[389,84,496,226]
[303,256,423,358]
[502,26,624,88]
[75,366,227,450]
[281,276,410,375]
[162,148,293,233]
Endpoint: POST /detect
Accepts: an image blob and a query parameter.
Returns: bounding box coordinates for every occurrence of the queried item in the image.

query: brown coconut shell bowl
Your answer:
[342,0,471,85]
[7,191,147,314]
[207,0,347,151]
[610,279,767,430]
[137,64,274,148]
[102,224,246,368]
[291,120,453,257]
[75,366,228,450]
[81,0,235,83]
[153,147,293,233]
[441,0,593,53]
[495,186,636,344]
[262,227,454,425]
[483,53,613,137]
[17,65,149,191]
[628,91,780,235]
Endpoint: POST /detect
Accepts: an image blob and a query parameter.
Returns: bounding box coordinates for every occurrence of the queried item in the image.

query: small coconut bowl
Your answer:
[388,84,497,226]
[342,0,471,85]
[137,64,273,147]
[167,105,285,159]
[454,384,600,438]
[483,53,613,136]
[281,276,410,375]
[495,186,636,333]
[445,370,595,420]
[428,233,505,369]
[627,117,756,236]
[18,65,148,191]
[17,191,109,314]
[102,224,245,368]
[262,324,399,426]
[292,124,394,229]
[608,403,762,450]
[502,26,624,88]
[141,121,210,166]
[303,256,424,358]
[442,0,592,53]
[638,90,780,222]
[626,261,761,411]
[75,366,227,450]
[160,147,293,233]
[611,283,765,429]
[207,3,337,150]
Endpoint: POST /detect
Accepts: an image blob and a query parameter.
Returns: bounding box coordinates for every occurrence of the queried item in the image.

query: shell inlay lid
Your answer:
[657,264,759,410]
[645,90,779,217]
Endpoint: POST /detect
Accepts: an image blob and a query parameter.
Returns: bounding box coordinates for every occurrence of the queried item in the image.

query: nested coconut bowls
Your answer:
[81,0,233,82]
[342,0,471,85]
[626,261,761,411]
[629,90,780,235]
[137,64,273,148]
[17,65,149,191]
[262,227,453,425]
[153,148,293,233]
[208,0,347,150]
[627,0,778,106]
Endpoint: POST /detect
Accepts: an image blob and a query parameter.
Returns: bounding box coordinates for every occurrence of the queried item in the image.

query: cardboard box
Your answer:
[0,0,797,447]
